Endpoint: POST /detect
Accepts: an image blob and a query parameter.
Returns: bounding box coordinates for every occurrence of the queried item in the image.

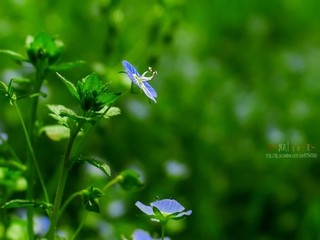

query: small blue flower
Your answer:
[122,60,157,103]
[132,229,170,240]
[132,229,152,240]
[135,199,192,222]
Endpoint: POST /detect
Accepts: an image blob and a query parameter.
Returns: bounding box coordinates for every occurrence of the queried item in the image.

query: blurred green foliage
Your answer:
[1,0,320,239]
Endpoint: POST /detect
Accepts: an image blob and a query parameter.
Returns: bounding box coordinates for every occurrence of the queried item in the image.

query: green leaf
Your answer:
[69,156,111,176]
[97,92,121,106]
[0,79,17,104]
[56,73,80,101]
[80,73,104,93]
[0,49,27,62]
[77,73,109,112]
[50,60,86,71]
[118,169,144,191]
[48,104,74,127]
[2,199,52,211]
[99,106,121,119]
[47,104,88,127]
[40,125,70,141]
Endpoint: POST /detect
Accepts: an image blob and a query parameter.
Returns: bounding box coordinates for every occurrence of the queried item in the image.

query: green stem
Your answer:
[59,191,82,219]
[25,60,46,239]
[48,124,82,240]
[103,175,122,192]
[14,103,49,202]
[0,188,8,240]
[0,134,21,163]
[161,221,167,240]
[70,211,89,240]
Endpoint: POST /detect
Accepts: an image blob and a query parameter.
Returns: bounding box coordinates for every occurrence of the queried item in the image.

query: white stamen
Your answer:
[140,67,157,82]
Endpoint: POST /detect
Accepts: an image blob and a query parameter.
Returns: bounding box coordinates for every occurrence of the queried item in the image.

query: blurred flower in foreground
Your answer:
[135,199,192,223]
[132,229,170,240]
[122,60,157,103]
[34,215,50,236]
[0,132,8,144]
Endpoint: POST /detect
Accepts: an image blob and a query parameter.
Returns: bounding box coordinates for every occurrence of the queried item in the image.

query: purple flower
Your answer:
[135,199,192,222]
[122,60,157,103]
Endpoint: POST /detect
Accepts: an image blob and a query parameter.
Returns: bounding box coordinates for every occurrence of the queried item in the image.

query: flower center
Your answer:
[133,66,157,85]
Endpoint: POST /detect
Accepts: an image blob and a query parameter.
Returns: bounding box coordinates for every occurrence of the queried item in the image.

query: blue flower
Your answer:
[132,229,170,240]
[135,199,192,222]
[132,229,152,240]
[122,60,157,103]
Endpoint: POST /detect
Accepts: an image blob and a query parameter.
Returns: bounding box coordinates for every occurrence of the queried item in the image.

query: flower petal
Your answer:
[173,210,193,219]
[135,201,154,215]
[151,199,184,214]
[143,81,157,98]
[122,60,141,85]
[140,82,157,103]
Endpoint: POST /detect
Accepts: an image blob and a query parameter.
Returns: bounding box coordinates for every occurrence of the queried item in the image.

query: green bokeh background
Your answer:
[1,0,320,239]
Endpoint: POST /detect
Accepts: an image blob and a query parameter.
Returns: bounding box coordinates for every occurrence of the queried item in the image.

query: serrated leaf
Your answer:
[80,73,103,93]
[69,156,111,176]
[99,106,121,119]
[0,50,27,62]
[56,73,80,101]
[49,60,85,71]
[77,73,110,112]
[2,199,52,211]
[48,104,80,127]
[48,104,77,116]
[97,92,121,106]
[48,105,71,127]
[40,125,70,141]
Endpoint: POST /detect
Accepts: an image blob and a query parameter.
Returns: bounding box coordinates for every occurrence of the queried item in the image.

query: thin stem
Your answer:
[0,134,21,163]
[48,124,82,240]
[25,60,47,239]
[59,191,82,219]
[14,102,49,202]
[103,175,122,192]
[161,222,166,240]
[70,211,89,240]
[73,105,112,156]
[0,188,8,240]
